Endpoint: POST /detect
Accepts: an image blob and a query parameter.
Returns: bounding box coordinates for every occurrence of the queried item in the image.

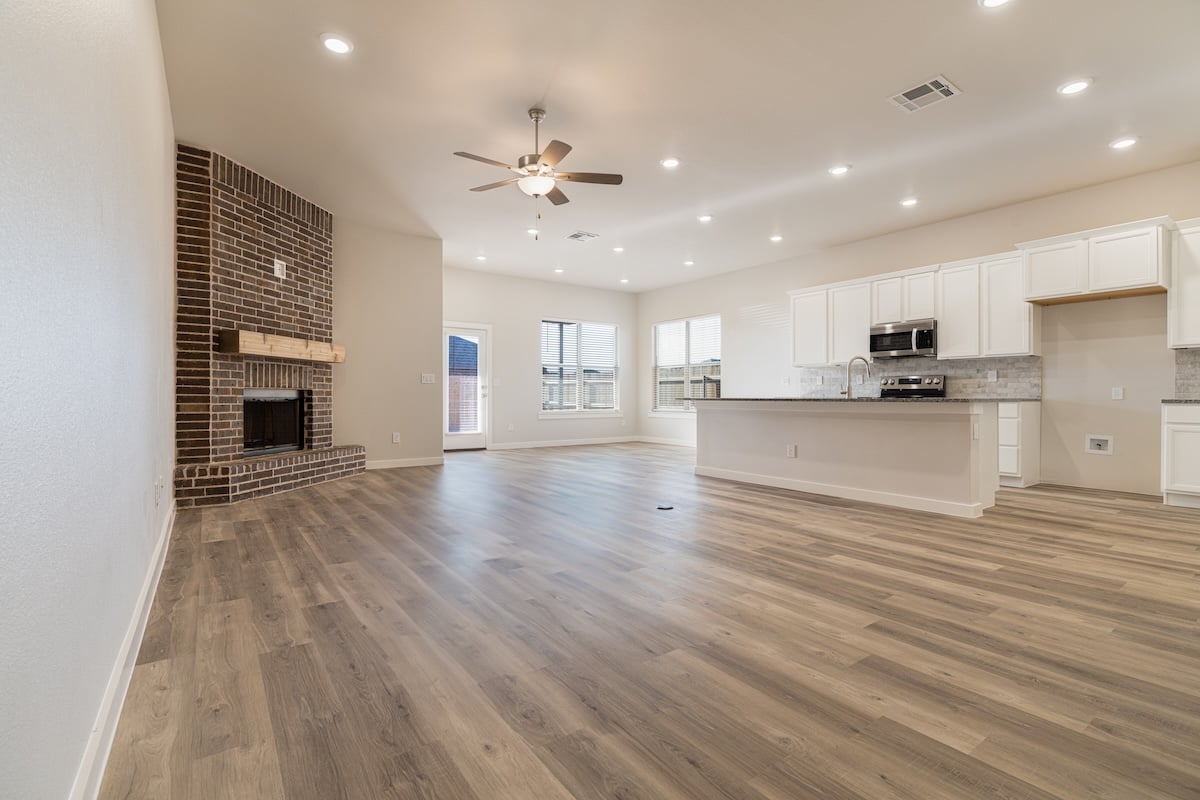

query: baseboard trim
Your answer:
[694,466,987,518]
[488,436,637,451]
[635,436,696,448]
[366,457,445,470]
[70,501,177,800]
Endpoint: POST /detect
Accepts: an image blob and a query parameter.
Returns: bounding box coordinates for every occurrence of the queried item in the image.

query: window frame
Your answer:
[651,313,722,414]
[538,318,621,418]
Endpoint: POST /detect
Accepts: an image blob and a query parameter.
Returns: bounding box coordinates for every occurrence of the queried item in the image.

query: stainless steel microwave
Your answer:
[869,319,937,358]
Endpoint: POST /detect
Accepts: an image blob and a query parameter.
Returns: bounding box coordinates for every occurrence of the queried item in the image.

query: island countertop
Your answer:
[693,397,1041,403]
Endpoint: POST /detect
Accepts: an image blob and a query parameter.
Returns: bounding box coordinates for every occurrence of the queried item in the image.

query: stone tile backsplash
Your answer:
[1177,348,1200,399]
[795,355,1042,399]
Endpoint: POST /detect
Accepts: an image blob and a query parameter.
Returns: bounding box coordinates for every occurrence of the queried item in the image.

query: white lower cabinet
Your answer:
[998,401,1040,488]
[1162,404,1200,508]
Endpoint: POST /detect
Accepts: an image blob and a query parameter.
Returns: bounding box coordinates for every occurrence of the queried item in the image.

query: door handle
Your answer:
[911,328,918,352]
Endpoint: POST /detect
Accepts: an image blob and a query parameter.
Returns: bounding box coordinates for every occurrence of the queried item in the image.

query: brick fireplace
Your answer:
[174,145,364,506]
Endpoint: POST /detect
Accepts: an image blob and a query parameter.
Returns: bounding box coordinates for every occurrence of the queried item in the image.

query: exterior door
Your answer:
[444,325,488,450]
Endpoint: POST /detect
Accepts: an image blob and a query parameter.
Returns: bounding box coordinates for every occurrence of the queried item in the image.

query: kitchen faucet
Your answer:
[841,355,872,400]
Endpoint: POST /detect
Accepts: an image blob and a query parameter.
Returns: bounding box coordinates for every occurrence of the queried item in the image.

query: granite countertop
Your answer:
[1163,398,1200,404]
[695,397,1042,403]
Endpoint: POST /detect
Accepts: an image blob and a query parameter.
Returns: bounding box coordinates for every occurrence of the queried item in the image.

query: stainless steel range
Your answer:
[880,374,946,398]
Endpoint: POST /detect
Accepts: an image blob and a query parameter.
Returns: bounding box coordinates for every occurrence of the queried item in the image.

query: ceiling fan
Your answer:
[454,107,623,206]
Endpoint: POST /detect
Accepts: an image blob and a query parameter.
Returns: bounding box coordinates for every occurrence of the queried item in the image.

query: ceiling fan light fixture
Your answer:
[517,175,556,197]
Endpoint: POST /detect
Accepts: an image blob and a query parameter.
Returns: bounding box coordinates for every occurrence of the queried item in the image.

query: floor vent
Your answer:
[889,75,961,112]
[566,230,599,242]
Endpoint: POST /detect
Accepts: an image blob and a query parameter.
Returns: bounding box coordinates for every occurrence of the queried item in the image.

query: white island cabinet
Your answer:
[694,399,1000,518]
[1163,404,1200,508]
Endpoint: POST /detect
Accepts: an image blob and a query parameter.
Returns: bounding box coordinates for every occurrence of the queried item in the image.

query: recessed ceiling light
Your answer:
[1109,136,1138,150]
[978,0,1011,7]
[620,278,630,284]
[554,268,564,273]
[769,235,783,243]
[683,260,695,266]
[660,157,680,169]
[475,255,487,261]
[320,34,353,54]
[828,164,851,176]
[900,197,919,207]
[613,246,624,253]
[1057,78,1091,96]
[527,228,539,236]
[697,214,714,223]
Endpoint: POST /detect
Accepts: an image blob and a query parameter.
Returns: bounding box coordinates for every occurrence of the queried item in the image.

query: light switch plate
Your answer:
[273,258,286,279]
[986,370,998,383]
[391,432,401,444]
[420,373,435,384]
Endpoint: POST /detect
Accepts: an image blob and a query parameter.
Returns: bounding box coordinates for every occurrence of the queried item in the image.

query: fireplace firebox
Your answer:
[243,389,305,455]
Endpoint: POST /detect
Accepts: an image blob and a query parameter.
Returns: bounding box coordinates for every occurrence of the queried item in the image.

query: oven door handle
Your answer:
[911,328,919,352]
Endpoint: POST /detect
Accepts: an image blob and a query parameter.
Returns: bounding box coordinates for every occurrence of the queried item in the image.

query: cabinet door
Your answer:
[1163,424,1200,494]
[1169,226,1200,348]
[937,263,981,359]
[791,290,829,366]
[871,277,904,325]
[1024,240,1086,300]
[1089,226,1161,291]
[829,283,871,365]
[998,445,1020,476]
[903,272,937,321]
[982,255,1031,356]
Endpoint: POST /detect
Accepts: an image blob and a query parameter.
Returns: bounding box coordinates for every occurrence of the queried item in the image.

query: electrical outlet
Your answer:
[1086,434,1114,455]
[780,376,791,386]
[1111,387,1124,400]
[854,374,864,385]
[420,373,435,384]
[506,423,515,432]
[273,258,286,279]
[986,370,998,383]
[785,444,797,458]
[816,375,824,385]
[391,432,401,444]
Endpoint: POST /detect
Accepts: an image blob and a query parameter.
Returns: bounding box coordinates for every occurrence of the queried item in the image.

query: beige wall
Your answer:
[333,220,444,467]
[1041,296,1174,495]
[637,159,1200,465]
[0,0,177,796]
[444,268,639,448]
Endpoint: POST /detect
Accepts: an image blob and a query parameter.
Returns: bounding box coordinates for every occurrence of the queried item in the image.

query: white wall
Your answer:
[333,220,444,467]
[637,159,1200,463]
[0,1,177,797]
[444,268,639,448]
[1041,296,1174,495]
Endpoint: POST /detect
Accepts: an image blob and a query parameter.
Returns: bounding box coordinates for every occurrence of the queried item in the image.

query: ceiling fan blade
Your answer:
[545,186,570,205]
[553,171,623,185]
[469,178,519,192]
[454,151,516,170]
[538,140,572,168]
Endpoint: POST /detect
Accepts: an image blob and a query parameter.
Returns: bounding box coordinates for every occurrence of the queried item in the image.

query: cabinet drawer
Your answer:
[999,445,1020,476]
[998,418,1020,447]
[998,402,1019,419]
[1164,405,1200,424]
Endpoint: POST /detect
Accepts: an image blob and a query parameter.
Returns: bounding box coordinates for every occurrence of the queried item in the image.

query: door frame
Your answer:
[443,321,492,450]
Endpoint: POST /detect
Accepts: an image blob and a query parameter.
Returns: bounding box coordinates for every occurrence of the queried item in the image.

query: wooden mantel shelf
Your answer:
[218,330,346,363]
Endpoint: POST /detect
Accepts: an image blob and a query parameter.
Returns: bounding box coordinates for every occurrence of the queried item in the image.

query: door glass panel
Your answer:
[447,334,480,434]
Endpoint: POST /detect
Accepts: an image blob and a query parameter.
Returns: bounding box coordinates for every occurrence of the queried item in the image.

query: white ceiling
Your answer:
[157,0,1200,292]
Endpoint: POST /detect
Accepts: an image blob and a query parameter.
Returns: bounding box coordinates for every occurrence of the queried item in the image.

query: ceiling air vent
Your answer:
[889,75,961,112]
[566,231,599,242]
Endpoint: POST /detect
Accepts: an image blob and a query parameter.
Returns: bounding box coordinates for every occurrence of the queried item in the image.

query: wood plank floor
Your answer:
[101,443,1200,799]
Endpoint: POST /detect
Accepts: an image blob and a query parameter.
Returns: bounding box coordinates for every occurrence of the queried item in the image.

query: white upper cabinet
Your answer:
[829,283,871,365]
[1023,240,1087,300]
[936,262,981,359]
[1019,217,1171,304]
[790,289,829,366]
[871,268,936,325]
[1168,219,1200,349]
[982,253,1041,357]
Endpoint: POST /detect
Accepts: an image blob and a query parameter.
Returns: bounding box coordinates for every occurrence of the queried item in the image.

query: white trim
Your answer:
[647,410,695,419]
[538,411,623,420]
[70,501,177,800]
[693,466,986,518]
[367,457,445,470]
[443,322,492,450]
[1164,492,1200,509]
[636,436,696,448]
[488,436,636,450]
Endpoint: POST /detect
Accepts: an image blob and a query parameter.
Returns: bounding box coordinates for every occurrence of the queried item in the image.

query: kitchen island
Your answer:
[693,398,1001,518]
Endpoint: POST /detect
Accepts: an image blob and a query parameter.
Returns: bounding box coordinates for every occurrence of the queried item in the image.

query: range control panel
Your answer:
[880,374,946,398]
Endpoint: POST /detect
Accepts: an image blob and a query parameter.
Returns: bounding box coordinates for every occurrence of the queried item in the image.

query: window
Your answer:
[653,314,721,411]
[541,320,618,412]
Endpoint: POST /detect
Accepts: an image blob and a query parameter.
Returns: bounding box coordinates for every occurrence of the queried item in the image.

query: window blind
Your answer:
[541,320,618,411]
[653,314,721,410]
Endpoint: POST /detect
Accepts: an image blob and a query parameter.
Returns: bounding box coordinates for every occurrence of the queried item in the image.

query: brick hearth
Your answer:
[174,145,364,506]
